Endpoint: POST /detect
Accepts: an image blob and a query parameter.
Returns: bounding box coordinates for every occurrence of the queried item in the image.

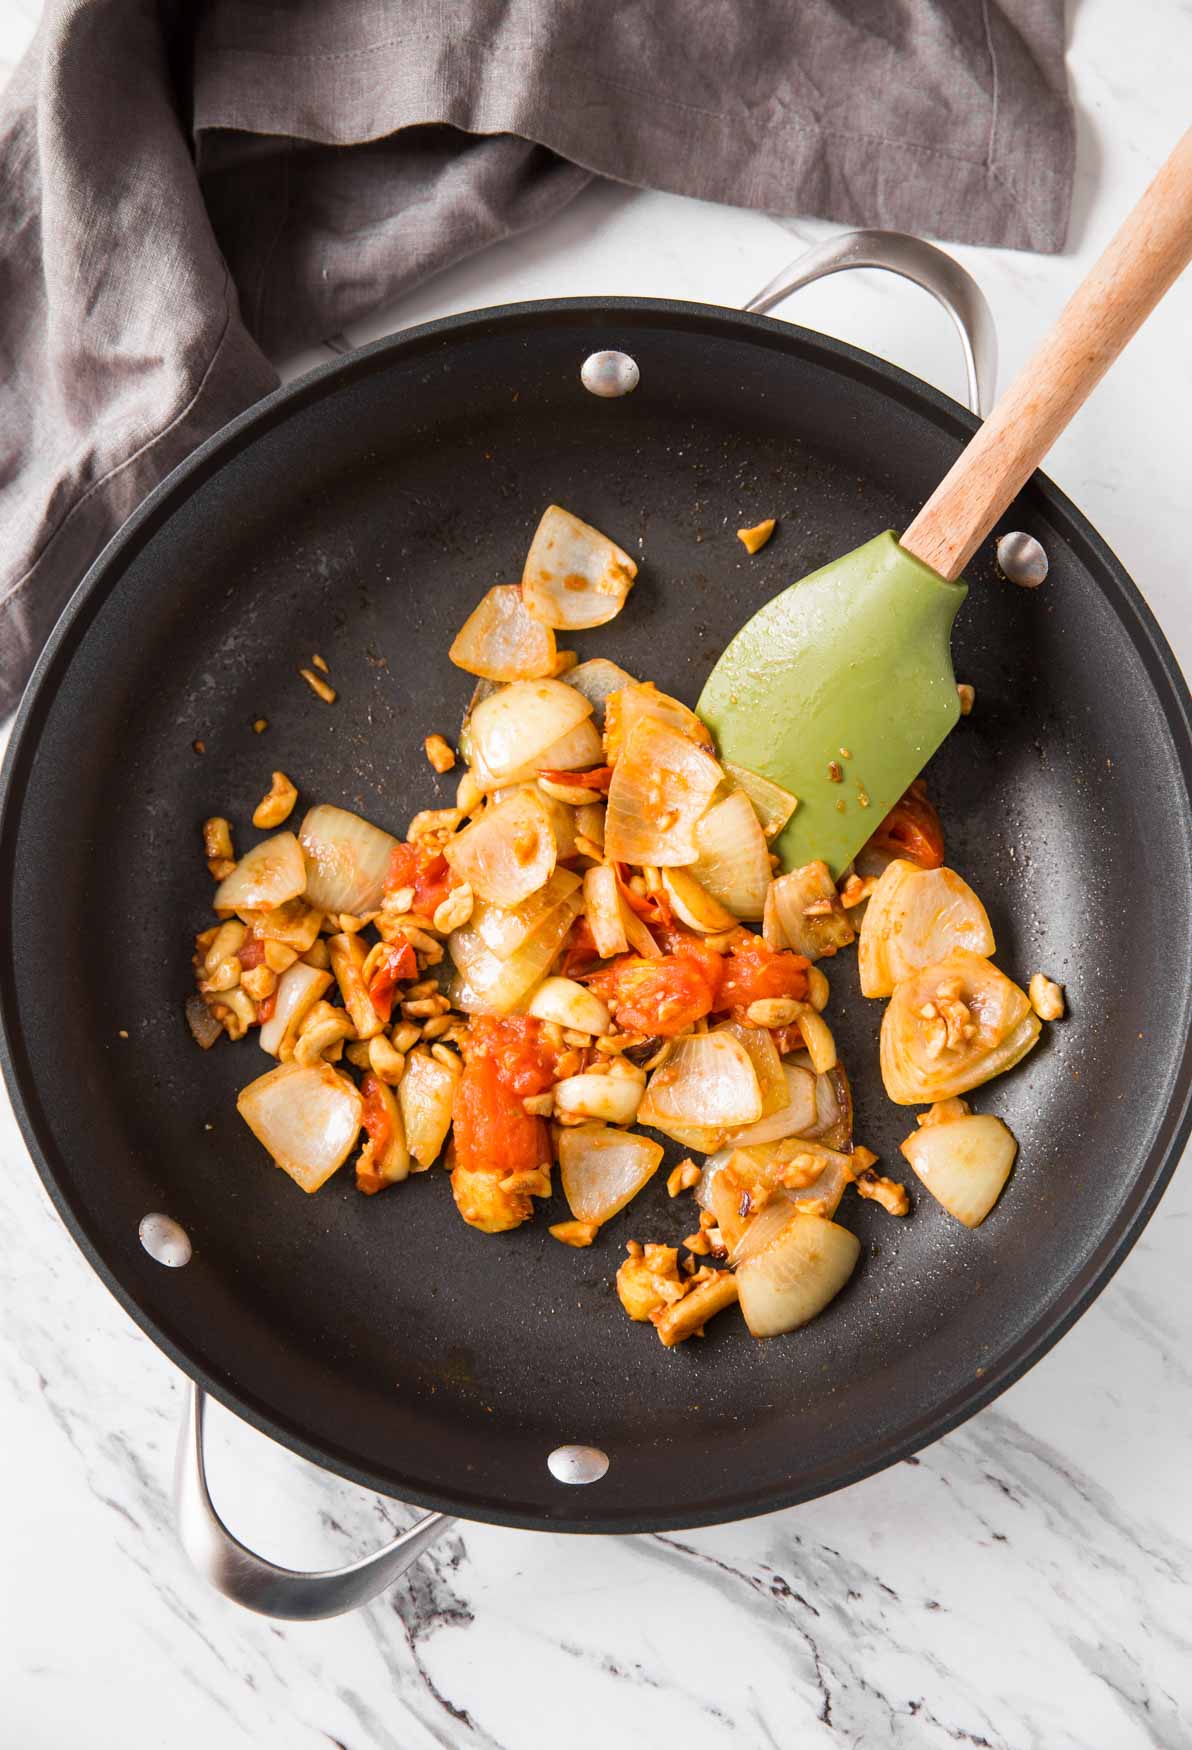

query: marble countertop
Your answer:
[2,3,1191,1745]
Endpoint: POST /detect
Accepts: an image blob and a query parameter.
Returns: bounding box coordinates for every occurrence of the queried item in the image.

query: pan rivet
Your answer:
[996,531,1048,588]
[548,1444,610,1485]
[581,351,639,398]
[139,1213,192,1268]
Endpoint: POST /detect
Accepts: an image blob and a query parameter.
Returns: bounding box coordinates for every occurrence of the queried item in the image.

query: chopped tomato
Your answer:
[360,1072,393,1154]
[654,923,731,989]
[561,915,603,978]
[588,950,722,1037]
[257,990,277,1024]
[237,936,265,970]
[452,1054,550,1180]
[866,785,945,870]
[385,841,455,919]
[464,1015,559,1098]
[715,934,810,1015]
[367,939,417,1022]
[538,765,613,793]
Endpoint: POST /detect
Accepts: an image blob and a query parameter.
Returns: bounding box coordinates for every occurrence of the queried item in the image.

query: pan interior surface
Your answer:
[3,304,1190,1531]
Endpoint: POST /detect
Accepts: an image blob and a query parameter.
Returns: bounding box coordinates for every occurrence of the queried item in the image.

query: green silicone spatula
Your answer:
[699,128,1192,876]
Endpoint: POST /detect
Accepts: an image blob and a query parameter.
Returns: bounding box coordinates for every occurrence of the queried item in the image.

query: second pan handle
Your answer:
[744,227,998,419]
[174,1382,454,1620]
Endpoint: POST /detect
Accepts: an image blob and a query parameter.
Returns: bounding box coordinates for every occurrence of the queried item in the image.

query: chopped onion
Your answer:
[299,805,397,916]
[768,861,856,960]
[655,1120,731,1154]
[618,887,663,958]
[521,504,638,629]
[859,860,996,997]
[554,1072,645,1125]
[690,790,771,920]
[259,962,333,1057]
[583,865,627,958]
[880,951,1041,1105]
[565,658,638,727]
[727,1188,799,1267]
[450,891,583,1014]
[725,1060,818,1146]
[699,1137,854,1226]
[559,1125,664,1224]
[470,868,581,958]
[449,584,557,680]
[661,867,737,933]
[735,1211,861,1337]
[527,976,611,1036]
[468,680,593,785]
[398,1048,458,1168]
[538,774,603,808]
[714,1020,787,1117]
[603,681,714,764]
[702,1155,753,1250]
[638,1032,763,1140]
[808,1064,853,1150]
[443,789,556,907]
[237,1061,362,1193]
[723,761,798,842]
[605,718,724,865]
[900,1111,1018,1227]
[214,831,307,913]
[458,678,502,766]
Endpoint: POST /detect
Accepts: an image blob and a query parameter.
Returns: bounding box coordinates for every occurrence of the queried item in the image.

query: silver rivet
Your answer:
[139,1213,192,1268]
[997,531,1048,588]
[580,350,639,398]
[548,1443,610,1485]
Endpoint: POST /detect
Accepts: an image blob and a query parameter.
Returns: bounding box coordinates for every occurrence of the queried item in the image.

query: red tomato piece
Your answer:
[464,1015,559,1098]
[715,934,810,1015]
[451,1055,550,1180]
[588,952,720,1037]
[538,765,613,793]
[257,990,277,1024]
[360,1072,393,1154]
[367,939,417,1022]
[237,936,265,970]
[866,784,945,870]
[384,841,455,918]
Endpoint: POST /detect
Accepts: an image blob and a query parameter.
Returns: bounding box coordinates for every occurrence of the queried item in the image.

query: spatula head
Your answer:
[698,531,966,876]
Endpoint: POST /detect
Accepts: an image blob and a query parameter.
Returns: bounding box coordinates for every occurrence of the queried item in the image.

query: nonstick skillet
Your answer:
[2,232,1190,1619]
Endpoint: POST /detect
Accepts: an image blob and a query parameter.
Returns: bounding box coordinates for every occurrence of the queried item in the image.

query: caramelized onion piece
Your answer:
[859,860,996,998]
[449,585,557,680]
[443,789,556,907]
[690,790,771,921]
[637,1032,763,1141]
[880,951,1041,1105]
[900,1110,1018,1227]
[604,718,724,865]
[559,1125,664,1224]
[735,1211,860,1337]
[214,832,307,913]
[522,505,638,630]
[237,1061,362,1193]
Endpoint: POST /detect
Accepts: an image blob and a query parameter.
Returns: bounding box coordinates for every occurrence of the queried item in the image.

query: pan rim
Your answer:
[2,296,1190,1533]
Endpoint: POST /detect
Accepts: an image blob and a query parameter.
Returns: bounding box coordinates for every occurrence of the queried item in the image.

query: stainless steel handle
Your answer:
[175,1382,454,1620]
[745,228,997,417]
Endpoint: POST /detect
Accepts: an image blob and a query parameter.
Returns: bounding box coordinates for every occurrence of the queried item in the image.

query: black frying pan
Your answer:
[3,294,1191,1548]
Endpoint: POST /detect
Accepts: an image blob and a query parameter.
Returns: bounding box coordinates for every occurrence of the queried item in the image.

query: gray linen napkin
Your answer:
[0,0,1073,716]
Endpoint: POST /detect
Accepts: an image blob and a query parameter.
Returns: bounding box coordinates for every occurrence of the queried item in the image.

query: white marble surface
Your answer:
[2,3,1192,1746]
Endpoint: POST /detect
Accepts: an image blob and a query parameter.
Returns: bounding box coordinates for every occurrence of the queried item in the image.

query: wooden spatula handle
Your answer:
[902,128,1192,581]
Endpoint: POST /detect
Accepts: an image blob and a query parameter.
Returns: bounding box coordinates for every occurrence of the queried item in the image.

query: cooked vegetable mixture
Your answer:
[189,503,1065,1347]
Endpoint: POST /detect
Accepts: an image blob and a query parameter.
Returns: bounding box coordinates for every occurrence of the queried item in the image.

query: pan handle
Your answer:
[744,229,997,417]
[174,1382,455,1620]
